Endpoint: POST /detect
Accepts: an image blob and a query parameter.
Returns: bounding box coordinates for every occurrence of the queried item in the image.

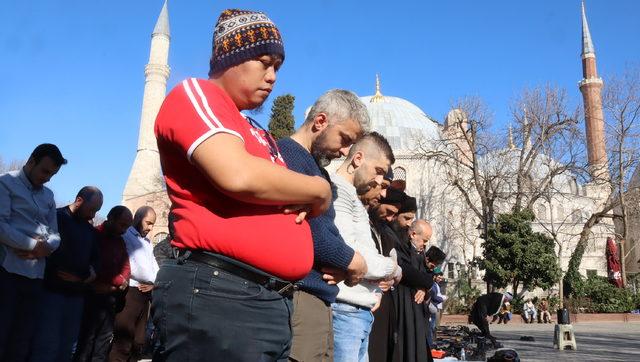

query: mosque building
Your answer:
[123,1,631,290]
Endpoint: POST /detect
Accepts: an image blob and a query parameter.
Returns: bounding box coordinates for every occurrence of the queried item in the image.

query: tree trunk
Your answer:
[564,215,601,291]
[618,130,628,288]
[558,242,564,308]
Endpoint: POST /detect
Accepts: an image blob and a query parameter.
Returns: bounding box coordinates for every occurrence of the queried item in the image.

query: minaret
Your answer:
[508,124,515,150]
[123,0,171,203]
[579,0,608,181]
[523,107,532,152]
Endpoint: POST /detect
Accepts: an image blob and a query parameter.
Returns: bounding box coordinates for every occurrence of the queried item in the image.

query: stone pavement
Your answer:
[486,322,640,361]
[141,322,640,361]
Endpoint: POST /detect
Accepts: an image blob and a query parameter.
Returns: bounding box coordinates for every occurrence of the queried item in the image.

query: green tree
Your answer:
[268,94,295,140]
[476,209,560,297]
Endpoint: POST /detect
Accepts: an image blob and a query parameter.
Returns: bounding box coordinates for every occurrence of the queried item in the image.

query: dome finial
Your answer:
[371,73,385,103]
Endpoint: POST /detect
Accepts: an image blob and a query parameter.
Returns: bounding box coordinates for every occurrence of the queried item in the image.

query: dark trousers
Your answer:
[29,290,85,362]
[74,294,117,362]
[471,304,497,345]
[109,287,151,362]
[0,266,44,362]
[151,258,293,361]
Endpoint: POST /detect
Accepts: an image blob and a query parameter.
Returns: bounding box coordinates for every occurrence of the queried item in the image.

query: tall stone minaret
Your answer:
[579,0,608,181]
[123,0,170,203]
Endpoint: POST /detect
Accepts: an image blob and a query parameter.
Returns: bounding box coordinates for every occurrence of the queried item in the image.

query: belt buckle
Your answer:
[277,283,294,295]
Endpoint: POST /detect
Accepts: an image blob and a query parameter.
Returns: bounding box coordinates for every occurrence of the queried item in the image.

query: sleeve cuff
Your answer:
[187,128,245,162]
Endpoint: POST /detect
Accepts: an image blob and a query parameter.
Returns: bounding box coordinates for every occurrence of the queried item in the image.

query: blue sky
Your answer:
[1,0,639,214]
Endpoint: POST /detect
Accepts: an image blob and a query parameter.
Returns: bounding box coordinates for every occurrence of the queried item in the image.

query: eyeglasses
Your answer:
[245,115,280,161]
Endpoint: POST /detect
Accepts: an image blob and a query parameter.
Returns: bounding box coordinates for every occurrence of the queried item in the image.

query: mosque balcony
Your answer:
[578,77,603,87]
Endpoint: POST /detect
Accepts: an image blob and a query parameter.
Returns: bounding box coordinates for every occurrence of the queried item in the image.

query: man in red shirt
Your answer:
[152,9,332,361]
[74,206,132,362]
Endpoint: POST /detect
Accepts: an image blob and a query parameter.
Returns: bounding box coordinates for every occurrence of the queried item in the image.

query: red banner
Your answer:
[606,237,623,288]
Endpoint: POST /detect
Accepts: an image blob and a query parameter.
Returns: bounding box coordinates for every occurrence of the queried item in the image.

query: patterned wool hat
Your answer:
[210,9,285,74]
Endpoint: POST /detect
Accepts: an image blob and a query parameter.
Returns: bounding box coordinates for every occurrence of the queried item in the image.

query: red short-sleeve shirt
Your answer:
[154,78,313,281]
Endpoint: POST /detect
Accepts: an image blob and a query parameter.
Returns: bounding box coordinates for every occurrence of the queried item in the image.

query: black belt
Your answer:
[176,249,297,298]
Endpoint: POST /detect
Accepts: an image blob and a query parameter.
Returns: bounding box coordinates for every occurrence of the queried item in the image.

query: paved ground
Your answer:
[141,322,640,361]
[485,322,640,361]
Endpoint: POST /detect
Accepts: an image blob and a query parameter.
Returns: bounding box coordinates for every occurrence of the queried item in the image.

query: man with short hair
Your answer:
[277,89,369,362]
[395,219,437,362]
[110,206,159,362]
[0,143,66,361]
[74,206,132,362]
[30,186,103,362]
[152,9,332,361]
[408,219,431,253]
[330,132,402,361]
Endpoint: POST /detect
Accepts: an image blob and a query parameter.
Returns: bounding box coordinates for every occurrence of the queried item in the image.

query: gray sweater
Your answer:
[331,172,398,308]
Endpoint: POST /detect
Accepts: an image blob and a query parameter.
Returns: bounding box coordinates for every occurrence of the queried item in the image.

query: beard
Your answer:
[354,167,372,195]
[313,151,331,168]
[311,128,339,168]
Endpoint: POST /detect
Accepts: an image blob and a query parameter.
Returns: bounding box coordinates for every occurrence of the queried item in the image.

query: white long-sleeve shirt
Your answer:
[331,172,397,308]
[123,226,159,287]
[0,169,60,279]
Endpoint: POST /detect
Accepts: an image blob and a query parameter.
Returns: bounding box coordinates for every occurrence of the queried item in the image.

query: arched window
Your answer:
[571,209,582,223]
[557,205,565,220]
[537,204,547,221]
[569,178,579,195]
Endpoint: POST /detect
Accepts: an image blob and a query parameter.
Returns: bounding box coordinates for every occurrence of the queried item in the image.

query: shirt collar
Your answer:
[128,226,151,243]
[18,168,37,191]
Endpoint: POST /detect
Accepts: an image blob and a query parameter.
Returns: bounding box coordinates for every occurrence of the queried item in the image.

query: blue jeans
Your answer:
[151,258,293,361]
[331,302,374,362]
[29,290,84,362]
[427,311,437,347]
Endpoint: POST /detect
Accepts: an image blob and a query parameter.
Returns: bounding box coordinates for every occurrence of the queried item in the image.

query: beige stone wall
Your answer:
[123,190,171,245]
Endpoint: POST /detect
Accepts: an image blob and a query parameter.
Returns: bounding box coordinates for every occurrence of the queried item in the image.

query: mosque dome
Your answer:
[360,76,441,154]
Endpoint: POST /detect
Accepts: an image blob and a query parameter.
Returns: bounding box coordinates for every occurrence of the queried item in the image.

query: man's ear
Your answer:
[312,113,329,132]
[351,151,364,168]
[24,157,35,170]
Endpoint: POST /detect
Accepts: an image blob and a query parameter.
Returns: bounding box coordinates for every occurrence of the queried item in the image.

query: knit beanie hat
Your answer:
[210,9,285,74]
[399,196,417,214]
